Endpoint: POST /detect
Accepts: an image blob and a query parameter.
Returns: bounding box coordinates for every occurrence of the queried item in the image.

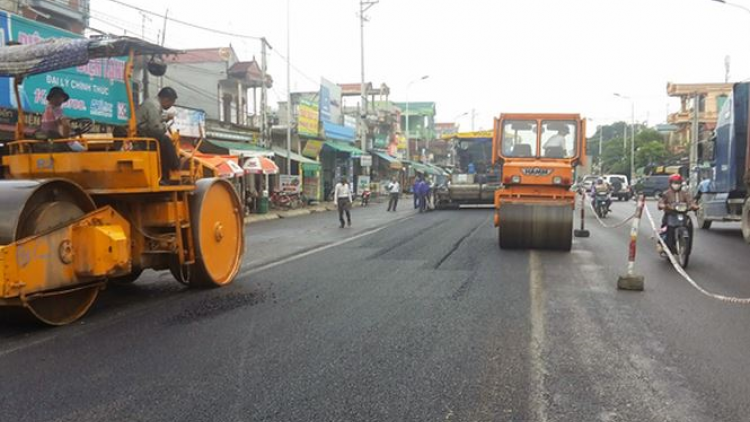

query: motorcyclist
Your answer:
[657,174,699,253]
[590,178,612,211]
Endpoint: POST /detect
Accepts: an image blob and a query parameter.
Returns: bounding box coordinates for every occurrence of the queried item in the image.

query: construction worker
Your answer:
[136,87,181,185]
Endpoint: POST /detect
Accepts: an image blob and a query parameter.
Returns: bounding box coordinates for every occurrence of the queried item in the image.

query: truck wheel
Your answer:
[742,200,750,244]
[697,200,712,230]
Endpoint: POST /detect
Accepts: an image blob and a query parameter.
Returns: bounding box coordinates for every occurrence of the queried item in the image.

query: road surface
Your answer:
[1,199,749,422]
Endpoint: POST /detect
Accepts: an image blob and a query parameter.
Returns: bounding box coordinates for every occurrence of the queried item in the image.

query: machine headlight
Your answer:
[553,176,563,185]
[511,175,521,184]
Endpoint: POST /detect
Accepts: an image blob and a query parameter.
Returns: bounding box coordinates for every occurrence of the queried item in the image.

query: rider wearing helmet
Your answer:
[657,174,698,252]
[658,174,697,213]
[590,177,612,211]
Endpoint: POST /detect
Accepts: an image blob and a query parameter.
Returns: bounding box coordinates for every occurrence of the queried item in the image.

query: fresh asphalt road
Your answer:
[1,198,750,421]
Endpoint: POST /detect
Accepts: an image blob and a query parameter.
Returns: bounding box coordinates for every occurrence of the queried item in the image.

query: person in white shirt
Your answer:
[334,178,353,228]
[386,177,401,212]
[543,126,569,158]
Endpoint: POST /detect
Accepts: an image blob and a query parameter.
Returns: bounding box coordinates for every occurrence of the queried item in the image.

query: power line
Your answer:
[100,0,263,41]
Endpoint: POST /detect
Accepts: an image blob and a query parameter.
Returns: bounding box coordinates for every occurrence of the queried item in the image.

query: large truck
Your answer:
[696,82,750,243]
[434,131,502,209]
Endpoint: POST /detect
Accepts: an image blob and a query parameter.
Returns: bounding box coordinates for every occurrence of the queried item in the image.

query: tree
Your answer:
[635,141,669,169]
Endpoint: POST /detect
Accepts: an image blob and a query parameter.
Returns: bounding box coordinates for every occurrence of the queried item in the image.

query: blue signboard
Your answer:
[0,12,10,108]
[0,12,130,125]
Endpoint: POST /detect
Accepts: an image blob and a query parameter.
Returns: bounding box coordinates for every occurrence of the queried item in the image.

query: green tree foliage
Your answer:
[589,123,673,174]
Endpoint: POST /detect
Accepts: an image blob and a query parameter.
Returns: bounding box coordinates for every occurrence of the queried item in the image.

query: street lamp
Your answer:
[405,75,429,161]
[452,111,469,132]
[614,93,636,182]
[711,0,750,14]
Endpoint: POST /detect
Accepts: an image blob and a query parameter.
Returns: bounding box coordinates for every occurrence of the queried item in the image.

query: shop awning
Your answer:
[243,156,279,175]
[370,150,402,170]
[405,160,444,176]
[323,140,365,157]
[193,154,244,178]
[203,139,272,156]
[272,146,322,170]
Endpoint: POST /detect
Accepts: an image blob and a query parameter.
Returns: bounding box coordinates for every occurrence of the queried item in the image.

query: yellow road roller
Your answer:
[0,37,244,325]
[492,114,586,251]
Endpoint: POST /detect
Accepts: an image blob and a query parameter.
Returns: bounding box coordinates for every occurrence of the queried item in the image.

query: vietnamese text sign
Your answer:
[297,98,319,137]
[320,78,342,124]
[173,106,206,138]
[0,12,130,126]
[357,175,370,194]
[280,175,301,193]
[302,139,324,159]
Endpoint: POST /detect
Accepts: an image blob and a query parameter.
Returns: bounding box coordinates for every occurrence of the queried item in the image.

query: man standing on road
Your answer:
[334,178,353,228]
[417,178,429,213]
[387,177,401,212]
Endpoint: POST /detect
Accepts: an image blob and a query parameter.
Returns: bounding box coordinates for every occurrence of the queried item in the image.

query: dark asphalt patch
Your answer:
[434,216,489,269]
[165,291,266,326]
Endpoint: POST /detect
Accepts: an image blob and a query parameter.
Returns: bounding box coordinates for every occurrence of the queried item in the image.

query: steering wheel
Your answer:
[70,118,94,136]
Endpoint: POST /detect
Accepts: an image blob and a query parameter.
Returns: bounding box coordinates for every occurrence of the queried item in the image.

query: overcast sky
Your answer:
[91,0,750,133]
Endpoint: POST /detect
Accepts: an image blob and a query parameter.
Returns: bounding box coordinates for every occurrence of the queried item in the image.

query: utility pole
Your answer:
[286,0,292,174]
[360,0,379,153]
[630,102,636,182]
[690,93,700,191]
[599,125,603,174]
[260,38,269,148]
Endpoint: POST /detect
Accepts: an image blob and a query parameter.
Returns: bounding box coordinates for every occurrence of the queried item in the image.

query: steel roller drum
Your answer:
[498,203,573,251]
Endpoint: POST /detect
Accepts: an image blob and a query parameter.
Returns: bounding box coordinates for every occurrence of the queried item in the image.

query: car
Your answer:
[603,174,632,201]
[633,175,671,198]
[580,175,599,191]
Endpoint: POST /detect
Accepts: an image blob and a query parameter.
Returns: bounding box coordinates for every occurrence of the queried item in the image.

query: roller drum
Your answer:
[498,203,573,251]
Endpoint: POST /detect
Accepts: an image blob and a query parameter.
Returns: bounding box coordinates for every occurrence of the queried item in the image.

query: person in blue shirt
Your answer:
[468,162,476,175]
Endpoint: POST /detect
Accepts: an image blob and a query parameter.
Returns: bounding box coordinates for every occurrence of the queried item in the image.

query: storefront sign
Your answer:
[0,12,130,125]
[280,174,301,193]
[172,106,206,138]
[360,154,372,167]
[298,98,319,137]
[357,175,370,194]
[302,139,324,159]
[320,78,342,124]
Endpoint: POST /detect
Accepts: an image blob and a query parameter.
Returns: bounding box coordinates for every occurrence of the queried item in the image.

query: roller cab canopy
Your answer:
[0,36,181,78]
[494,113,586,166]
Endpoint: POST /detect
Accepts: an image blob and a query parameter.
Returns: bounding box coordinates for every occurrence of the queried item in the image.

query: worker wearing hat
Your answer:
[41,86,72,139]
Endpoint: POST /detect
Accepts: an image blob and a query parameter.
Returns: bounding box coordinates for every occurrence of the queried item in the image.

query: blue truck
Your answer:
[696,82,750,243]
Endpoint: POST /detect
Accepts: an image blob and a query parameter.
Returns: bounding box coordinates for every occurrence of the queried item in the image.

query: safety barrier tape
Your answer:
[642,206,750,305]
[583,193,636,229]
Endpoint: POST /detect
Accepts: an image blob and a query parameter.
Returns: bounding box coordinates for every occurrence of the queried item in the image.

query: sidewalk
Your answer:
[244,196,397,225]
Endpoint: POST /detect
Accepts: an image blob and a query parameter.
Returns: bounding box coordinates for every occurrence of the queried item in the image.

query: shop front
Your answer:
[370,149,403,193]
[320,140,365,199]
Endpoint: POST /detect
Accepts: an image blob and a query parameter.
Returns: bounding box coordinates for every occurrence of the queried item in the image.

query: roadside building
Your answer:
[0,0,88,34]
[667,82,732,156]
[394,102,437,162]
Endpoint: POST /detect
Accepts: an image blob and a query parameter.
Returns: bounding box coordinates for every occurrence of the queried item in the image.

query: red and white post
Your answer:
[618,194,646,291]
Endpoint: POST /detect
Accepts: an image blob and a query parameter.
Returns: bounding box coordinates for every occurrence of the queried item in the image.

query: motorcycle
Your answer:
[361,189,371,207]
[661,202,694,269]
[594,191,610,218]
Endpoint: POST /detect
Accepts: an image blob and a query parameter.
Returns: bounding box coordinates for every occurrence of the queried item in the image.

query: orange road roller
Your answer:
[0,37,244,325]
[492,114,586,251]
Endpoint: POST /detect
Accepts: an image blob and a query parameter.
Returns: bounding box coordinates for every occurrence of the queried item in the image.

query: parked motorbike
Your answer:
[361,190,371,207]
[594,192,610,218]
[660,201,694,269]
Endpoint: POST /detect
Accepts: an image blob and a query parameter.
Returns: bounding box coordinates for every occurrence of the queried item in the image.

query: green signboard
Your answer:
[1,13,130,125]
